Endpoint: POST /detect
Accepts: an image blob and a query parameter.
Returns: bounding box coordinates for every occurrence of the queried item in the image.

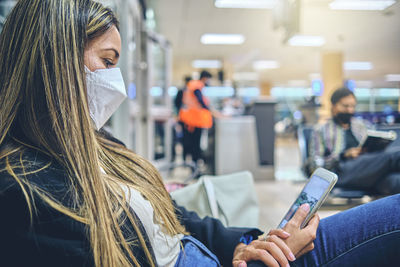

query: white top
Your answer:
[121,185,183,267]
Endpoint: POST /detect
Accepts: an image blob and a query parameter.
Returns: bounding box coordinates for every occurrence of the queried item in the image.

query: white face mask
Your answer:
[85,67,127,130]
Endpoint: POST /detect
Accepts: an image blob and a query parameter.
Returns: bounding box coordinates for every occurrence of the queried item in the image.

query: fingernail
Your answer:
[286,264,291,267]
[289,252,296,261]
[283,231,291,237]
[301,203,310,212]
[239,262,246,267]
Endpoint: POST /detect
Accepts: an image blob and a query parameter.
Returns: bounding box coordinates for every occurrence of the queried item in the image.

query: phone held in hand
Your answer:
[277,168,338,229]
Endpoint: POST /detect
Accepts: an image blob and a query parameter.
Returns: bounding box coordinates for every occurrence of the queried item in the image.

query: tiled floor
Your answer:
[274,137,306,182]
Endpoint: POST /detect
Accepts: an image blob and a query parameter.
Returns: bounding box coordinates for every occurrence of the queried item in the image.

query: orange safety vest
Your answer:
[179,80,213,129]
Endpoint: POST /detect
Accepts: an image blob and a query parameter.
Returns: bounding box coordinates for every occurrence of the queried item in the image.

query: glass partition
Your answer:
[150,42,168,106]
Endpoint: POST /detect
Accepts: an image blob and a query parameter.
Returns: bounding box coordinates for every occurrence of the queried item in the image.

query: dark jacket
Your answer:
[0,148,154,266]
[0,146,261,267]
[308,118,369,172]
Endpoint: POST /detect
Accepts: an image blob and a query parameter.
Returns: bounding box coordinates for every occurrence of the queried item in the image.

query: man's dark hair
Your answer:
[331,88,355,105]
[184,76,192,84]
[200,70,212,80]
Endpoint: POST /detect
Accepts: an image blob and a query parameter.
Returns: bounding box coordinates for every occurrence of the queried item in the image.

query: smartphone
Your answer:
[277,168,338,229]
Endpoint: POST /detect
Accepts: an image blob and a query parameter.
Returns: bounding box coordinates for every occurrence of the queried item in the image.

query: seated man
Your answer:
[308,88,400,194]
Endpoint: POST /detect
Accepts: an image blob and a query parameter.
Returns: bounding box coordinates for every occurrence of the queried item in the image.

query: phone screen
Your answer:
[278,175,331,228]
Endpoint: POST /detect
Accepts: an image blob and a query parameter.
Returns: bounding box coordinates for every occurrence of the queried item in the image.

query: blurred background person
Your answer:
[171,75,192,163]
[309,88,400,194]
[179,70,213,168]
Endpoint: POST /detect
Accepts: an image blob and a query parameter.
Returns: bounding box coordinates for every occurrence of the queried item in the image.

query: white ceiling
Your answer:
[150,0,400,88]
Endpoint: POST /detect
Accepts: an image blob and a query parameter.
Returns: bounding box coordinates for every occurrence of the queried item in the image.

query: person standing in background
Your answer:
[174,76,192,116]
[171,76,192,162]
[179,70,213,167]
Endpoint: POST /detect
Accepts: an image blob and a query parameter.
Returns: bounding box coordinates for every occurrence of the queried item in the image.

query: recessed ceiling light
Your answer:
[329,0,396,11]
[253,60,280,70]
[215,0,277,9]
[385,74,400,82]
[201,34,245,45]
[233,72,259,81]
[192,60,222,69]
[288,35,326,47]
[344,61,373,70]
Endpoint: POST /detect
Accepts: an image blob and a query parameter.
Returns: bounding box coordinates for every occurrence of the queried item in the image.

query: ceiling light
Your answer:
[201,34,245,45]
[192,60,222,69]
[215,0,277,9]
[344,61,373,70]
[329,0,396,11]
[233,72,259,81]
[288,35,326,47]
[253,60,280,70]
[385,74,400,82]
[330,0,397,11]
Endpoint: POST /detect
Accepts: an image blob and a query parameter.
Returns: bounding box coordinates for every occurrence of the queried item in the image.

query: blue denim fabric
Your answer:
[248,194,400,267]
[174,235,221,267]
[293,193,400,267]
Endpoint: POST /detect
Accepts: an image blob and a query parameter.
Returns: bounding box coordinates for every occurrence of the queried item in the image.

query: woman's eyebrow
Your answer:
[102,48,120,59]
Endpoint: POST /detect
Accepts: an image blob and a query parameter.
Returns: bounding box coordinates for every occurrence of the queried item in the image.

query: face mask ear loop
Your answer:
[84,65,91,74]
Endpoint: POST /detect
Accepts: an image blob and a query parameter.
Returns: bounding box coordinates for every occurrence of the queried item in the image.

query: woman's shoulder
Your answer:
[0,147,93,266]
[0,147,69,199]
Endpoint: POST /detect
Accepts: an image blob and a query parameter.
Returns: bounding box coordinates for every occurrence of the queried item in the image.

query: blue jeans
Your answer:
[338,148,400,194]
[249,194,400,267]
[294,193,400,266]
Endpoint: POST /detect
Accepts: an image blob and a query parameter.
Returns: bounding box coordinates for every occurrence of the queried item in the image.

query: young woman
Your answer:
[0,1,398,267]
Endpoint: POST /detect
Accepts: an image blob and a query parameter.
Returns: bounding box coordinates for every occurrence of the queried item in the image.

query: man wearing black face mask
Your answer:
[308,88,400,194]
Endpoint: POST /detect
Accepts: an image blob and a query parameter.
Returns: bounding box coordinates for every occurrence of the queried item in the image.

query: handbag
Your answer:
[171,171,259,228]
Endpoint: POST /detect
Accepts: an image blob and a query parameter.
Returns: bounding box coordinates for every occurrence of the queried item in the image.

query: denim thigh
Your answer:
[294,194,400,267]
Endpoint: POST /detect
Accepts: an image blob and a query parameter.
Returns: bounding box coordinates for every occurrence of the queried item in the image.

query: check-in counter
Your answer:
[215,115,274,180]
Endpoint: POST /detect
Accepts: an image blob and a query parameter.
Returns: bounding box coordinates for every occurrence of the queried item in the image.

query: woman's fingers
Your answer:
[288,204,310,228]
[253,240,290,267]
[233,242,280,267]
[266,235,296,262]
[232,259,247,267]
[305,213,320,232]
[233,240,292,267]
[303,214,319,244]
[267,229,291,239]
[258,228,290,242]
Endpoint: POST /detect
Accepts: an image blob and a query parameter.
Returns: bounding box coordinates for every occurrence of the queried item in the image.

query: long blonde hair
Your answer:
[0,0,186,266]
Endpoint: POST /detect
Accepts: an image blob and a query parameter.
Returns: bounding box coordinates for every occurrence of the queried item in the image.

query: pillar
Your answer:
[320,51,344,121]
[259,80,272,98]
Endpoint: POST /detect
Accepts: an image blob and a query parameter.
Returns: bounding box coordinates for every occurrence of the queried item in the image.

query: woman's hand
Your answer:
[232,229,295,267]
[281,204,320,258]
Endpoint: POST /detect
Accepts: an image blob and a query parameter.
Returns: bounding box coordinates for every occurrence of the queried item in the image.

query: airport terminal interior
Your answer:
[1,0,400,238]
